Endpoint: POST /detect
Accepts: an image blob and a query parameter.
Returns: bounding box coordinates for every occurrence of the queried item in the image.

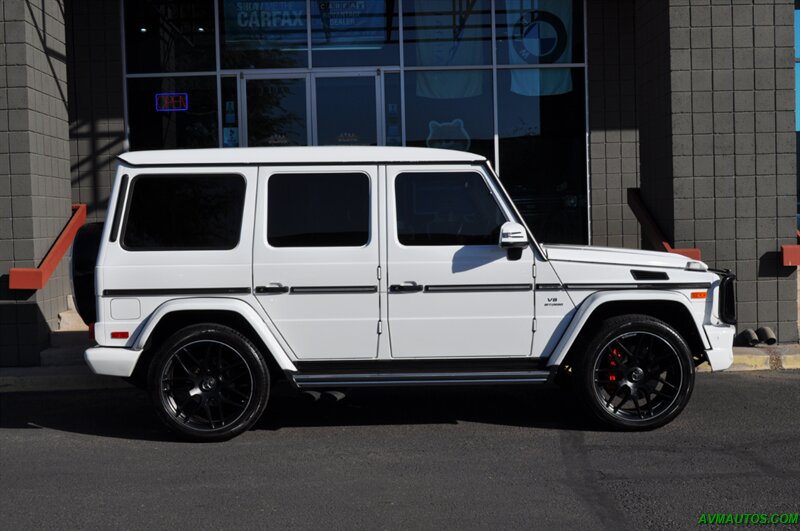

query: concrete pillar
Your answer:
[0,0,73,366]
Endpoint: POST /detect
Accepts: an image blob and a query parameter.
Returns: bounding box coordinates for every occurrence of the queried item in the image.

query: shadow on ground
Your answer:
[0,383,604,442]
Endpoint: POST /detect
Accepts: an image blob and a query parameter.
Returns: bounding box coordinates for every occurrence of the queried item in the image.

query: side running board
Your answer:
[292,370,552,388]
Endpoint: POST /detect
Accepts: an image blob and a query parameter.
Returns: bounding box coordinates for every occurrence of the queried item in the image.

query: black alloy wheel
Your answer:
[148,324,270,442]
[576,314,695,430]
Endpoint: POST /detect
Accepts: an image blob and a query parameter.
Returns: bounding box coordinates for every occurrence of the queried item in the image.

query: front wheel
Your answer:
[147,324,270,441]
[574,314,695,430]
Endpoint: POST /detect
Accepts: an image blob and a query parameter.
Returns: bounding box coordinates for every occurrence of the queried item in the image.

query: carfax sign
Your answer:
[223,1,386,48]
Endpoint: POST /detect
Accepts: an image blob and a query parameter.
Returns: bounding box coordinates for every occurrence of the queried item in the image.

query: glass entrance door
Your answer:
[313,73,379,146]
[245,77,310,147]
[243,71,392,147]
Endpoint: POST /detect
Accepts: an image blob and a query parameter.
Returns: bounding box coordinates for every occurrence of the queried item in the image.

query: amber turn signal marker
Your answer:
[691,291,707,299]
[111,331,129,339]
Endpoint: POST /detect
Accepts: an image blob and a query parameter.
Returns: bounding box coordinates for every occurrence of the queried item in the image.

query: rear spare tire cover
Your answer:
[71,222,103,324]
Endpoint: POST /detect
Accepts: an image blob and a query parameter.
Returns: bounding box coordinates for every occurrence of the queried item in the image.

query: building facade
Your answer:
[1,0,798,366]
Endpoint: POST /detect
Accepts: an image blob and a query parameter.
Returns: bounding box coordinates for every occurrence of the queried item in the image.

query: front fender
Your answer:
[133,297,297,372]
[546,290,710,367]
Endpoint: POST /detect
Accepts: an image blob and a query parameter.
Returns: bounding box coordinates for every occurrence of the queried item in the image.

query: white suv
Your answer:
[71,147,736,441]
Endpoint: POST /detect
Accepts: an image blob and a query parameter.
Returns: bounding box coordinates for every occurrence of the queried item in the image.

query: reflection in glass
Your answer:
[125,0,216,73]
[127,76,218,150]
[316,77,377,146]
[497,68,586,244]
[384,73,403,146]
[496,0,583,65]
[404,70,494,163]
[247,78,308,146]
[221,77,239,147]
[219,0,308,68]
[403,0,492,67]
[311,0,399,67]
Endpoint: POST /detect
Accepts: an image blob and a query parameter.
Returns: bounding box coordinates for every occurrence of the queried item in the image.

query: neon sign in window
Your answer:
[155,92,189,112]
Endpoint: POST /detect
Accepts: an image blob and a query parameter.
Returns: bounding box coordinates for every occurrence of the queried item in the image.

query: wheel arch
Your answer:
[129,298,296,386]
[547,291,710,369]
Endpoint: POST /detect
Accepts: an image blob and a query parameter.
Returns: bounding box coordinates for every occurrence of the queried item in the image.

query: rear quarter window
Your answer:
[122,173,246,251]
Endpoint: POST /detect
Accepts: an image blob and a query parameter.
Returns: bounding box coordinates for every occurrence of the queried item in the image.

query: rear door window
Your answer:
[267,172,370,247]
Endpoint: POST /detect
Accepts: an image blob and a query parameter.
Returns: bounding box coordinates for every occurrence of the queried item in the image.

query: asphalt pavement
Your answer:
[1,371,799,530]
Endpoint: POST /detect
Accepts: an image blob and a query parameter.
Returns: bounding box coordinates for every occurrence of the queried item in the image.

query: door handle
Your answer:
[255,285,289,294]
[389,283,423,293]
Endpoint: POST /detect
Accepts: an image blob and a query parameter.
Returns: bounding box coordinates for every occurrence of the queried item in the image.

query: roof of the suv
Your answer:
[118,146,487,167]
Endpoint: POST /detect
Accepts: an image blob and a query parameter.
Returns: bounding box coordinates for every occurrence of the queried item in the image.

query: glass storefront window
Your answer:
[496,0,584,66]
[403,0,492,67]
[219,0,308,69]
[122,0,590,240]
[127,76,218,150]
[246,78,308,146]
[125,0,216,73]
[404,69,494,163]
[497,67,586,244]
[311,1,399,67]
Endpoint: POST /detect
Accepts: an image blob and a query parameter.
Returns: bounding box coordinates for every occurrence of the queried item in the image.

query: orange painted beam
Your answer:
[9,204,87,290]
[783,244,800,267]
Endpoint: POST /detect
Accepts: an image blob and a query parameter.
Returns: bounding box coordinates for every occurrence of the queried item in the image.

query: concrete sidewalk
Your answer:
[1,344,799,394]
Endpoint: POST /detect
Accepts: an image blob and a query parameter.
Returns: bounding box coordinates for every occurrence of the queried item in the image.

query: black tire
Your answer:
[147,324,270,442]
[574,314,694,430]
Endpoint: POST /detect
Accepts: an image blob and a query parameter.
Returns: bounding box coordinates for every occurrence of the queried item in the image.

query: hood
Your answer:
[542,244,703,270]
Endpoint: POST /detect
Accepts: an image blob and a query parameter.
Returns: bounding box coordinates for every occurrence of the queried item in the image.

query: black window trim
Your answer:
[393,168,510,248]
[109,174,129,243]
[120,172,248,252]
[265,170,373,249]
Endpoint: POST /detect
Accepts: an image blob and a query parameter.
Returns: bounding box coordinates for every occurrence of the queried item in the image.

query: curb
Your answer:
[0,366,131,394]
[2,345,799,394]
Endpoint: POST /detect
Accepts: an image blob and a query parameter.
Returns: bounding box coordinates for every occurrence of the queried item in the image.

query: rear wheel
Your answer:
[574,314,694,430]
[147,324,270,441]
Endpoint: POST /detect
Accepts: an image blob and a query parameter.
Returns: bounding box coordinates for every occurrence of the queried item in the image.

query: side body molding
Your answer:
[546,290,711,367]
[133,297,297,372]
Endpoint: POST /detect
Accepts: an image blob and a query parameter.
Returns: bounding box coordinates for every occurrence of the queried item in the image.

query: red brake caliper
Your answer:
[607,348,621,390]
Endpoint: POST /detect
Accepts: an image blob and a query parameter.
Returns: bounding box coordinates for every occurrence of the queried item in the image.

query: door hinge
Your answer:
[532,318,537,332]
[532,262,536,278]
[377,265,382,280]
[377,320,383,334]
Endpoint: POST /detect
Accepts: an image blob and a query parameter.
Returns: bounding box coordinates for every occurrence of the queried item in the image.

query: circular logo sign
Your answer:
[512,10,568,64]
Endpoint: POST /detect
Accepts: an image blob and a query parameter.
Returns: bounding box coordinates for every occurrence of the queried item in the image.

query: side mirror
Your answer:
[498,221,529,249]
